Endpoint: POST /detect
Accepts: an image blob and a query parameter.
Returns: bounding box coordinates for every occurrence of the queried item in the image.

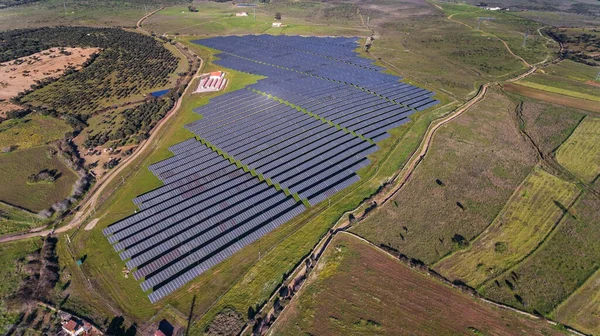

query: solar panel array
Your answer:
[103,139,306,303]
[103,35,439,303]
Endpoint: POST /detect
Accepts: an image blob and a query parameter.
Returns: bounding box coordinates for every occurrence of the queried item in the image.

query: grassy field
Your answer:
[480,187,599,317]
[516,81,600,102]
[0,201,44,236]
[0,113,72,150]
[0,146,78,212]
[143,2,369,37]
[351,87,537,265]
[438,3,554,65]
[0,238,42,333]
[434,168,580,287]
[271,233,565,336]
[556,117,600,183]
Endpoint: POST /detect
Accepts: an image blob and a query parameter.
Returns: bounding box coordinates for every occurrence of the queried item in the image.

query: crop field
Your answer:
[435,168,580,287]
[0,146,78,212]
[0,113,71,150]
[503,83,600,113]
[556,117,600,182]
[479,187,599,318]
[351,87,537,264]
[272,233,565,336]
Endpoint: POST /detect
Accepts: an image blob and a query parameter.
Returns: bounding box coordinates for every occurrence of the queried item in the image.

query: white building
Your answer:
[272,22,282,27]
[236,12,248,17]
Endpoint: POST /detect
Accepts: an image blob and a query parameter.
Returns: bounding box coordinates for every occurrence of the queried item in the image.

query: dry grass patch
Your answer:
[435,168,580,288]
[0,47,99,100]
[503,83,600,113]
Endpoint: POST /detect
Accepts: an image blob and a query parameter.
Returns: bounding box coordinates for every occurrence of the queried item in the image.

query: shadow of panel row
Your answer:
[103,139,306,303]
[194,35,439,110]
[186,89,376,205]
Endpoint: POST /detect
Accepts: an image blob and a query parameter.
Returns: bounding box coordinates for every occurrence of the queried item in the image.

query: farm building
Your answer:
[236,12,248,17]
[194,71,227,93]
[272,22,283,27]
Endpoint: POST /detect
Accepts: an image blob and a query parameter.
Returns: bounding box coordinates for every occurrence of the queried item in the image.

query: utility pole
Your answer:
[596,70,600,82]
[253,7,256,22]
[63,1,67,15]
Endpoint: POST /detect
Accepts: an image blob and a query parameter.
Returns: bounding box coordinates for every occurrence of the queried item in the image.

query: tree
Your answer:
[188,5,198,12]
[275,12,282,20]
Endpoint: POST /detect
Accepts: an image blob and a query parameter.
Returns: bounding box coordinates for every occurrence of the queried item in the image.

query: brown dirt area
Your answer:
[0,101,23,118]
[73,132,136,179]
[504,83,600,113]
[0,47,100,101]
[272,233,565,336]
[585,80,600,88]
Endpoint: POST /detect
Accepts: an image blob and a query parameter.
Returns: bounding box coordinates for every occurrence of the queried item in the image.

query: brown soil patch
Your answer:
[74,131,136,178]
[0,47,100,101]
[0,101,23,118]
[504,83,600,113]
[273,233,564,336]
[586,80,600,88]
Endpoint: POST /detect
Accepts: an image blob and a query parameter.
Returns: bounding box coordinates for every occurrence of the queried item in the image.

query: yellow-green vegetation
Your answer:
[516,81,600,102]
[0,202,44,236]
[435,168,580,287]
[0,146,78,212]
[272,233,565,336]
[521,60,600,101]
[0,113,72,150]
[480,188,600,317]
[556,117,600,182]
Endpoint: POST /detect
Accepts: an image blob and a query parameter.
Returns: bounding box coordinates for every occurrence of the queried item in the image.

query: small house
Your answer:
[272,22,282,27]
[236,12,248,17]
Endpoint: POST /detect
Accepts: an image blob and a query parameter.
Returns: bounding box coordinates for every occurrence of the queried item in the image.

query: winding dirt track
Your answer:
[0,8,201,244]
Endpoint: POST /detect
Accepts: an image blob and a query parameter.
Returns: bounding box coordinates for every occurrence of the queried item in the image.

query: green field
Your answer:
[0,202,44,236]
[143,2,369,37]
[555,265,600,335]
[439,3,554,65]
[521,61,600,102]
[517,80,600,102]
[0,113,72,150]
[556,117,600,183]
[0,146,78,212]
[272,233,565,336]
[351,87,537,265]
[435,168,580,287]
[0,238,42,333]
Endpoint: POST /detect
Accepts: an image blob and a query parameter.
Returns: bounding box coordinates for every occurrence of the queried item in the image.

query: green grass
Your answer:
[480,187,600,316]
[522,61,600,101]
[271,233,564,336]
[434,168,580,288]
[143,2,369,37]
[516,80,600,102]
[556,117,600,182]
[351,87,537,265]
[0,201,44,236]
[0,146,78,212]
[0,113,72,150]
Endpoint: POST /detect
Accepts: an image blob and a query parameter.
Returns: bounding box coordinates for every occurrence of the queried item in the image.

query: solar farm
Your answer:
[103,35,439,303]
